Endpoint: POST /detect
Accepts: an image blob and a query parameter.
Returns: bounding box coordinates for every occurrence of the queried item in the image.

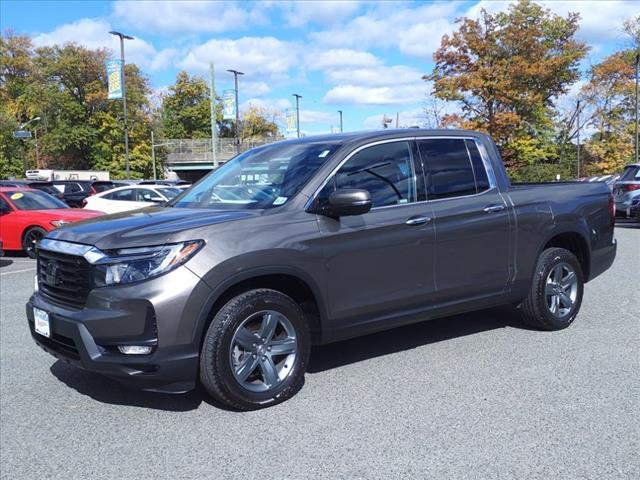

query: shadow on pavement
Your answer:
[49,305,531,411]
[0,259,13,267]
[308,305,531,373]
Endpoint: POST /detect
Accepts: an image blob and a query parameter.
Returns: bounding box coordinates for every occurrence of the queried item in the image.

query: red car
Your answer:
[0,187,103,258]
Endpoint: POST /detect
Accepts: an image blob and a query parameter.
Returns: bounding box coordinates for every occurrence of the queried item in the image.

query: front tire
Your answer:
[199,289,310,410]
[22,227,46,259]
[520,247,584,330]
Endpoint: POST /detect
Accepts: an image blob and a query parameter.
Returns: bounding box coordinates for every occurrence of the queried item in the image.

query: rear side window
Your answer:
[331,141,417,208]
[109,189,135,201]
[620,166,640,181]
[64,183,82,194]
[418,139,488,199]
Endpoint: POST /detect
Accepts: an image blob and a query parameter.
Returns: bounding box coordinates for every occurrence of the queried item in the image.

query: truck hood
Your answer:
[46,206,257,250]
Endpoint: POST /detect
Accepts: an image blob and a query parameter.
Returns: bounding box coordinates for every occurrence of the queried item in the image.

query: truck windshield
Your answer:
[6,190,68,210]
[171,141,341,210]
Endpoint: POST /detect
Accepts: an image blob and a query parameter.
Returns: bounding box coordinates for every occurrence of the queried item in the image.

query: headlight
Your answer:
[91,240,204,287]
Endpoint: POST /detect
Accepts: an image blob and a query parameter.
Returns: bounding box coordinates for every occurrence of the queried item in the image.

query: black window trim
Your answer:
[307,136,498,212]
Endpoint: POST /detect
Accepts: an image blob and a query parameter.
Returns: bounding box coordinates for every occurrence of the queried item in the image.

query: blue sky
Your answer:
[1,1,637,135]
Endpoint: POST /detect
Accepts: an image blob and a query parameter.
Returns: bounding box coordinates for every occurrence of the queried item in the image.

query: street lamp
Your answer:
[109,30,134,178]
[20,116,41,170]
[635,53,639,165]
[227,69,244,154]
[293,94,302,138]
[338,110,343,133]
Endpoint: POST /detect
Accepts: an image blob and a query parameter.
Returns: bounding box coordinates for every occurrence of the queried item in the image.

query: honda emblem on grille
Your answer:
[45,262,61,286]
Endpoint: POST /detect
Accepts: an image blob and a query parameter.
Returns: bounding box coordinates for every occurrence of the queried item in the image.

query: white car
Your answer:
[83,185,182,214]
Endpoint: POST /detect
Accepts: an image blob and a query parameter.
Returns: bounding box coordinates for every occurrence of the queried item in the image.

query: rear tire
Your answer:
[519,247,584,330]
[199,289,310,411]
[22,227,46,259]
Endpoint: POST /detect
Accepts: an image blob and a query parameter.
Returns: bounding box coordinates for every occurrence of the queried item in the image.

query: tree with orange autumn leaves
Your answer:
[426,0,638,180]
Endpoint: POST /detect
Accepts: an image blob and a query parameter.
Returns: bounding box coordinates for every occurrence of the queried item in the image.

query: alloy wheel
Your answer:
[229,310,298,393]
[545,262,578,319]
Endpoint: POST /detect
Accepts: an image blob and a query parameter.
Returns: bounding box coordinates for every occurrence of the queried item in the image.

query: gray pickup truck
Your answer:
[27,130,616,410]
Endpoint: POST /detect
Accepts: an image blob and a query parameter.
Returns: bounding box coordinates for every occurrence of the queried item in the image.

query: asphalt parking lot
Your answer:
[1,224,638,480]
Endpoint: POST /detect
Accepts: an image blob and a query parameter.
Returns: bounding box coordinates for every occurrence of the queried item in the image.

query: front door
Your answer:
[315,140,436,333]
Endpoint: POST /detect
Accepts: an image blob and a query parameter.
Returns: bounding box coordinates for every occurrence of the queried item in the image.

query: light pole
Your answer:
[338,110,343,133]
[109,30,134,178]
[293,94,302,138]
[20,116,41,171]
[576,99,581,178]
[227,69,244,154]
[635,53,639,165]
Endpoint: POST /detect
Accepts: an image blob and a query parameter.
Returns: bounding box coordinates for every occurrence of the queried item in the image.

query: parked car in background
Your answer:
[28,129,616,410]
[0,180,66,201]
[0,187,102,257]
[51,180,95,208]
[139,180,192,189]
[627,197,640,221]
[612,163,640,217]
[83,185,182,214]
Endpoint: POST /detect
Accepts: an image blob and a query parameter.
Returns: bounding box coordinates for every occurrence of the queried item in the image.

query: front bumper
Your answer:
[27,265,212,393]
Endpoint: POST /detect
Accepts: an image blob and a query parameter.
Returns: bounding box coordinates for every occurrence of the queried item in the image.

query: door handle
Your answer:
[405,215,432,226]
[483,204,505,213]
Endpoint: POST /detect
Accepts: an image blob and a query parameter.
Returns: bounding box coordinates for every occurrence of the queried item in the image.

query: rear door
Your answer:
[417,137,510,303]
[315,140,436,329]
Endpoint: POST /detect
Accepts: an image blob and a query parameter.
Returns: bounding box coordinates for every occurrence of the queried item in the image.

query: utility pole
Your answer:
[396,112,399,128]
[293,94,302,138]
[227,69,244,154]
[151,130,157,180]
[209,62,218,168]
[338,110,343,133]
[635,53,639,164]
[576,99,581,178]
[109,31,133,178]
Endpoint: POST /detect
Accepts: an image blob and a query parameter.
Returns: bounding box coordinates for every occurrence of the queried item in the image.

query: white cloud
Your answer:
[306,49,381,70]
[325,65,424,87]
[178,37,299,80]
[112,0,252,34]
[31,18,168,70]
[467,1,638,45]
[323,84,426,106]
[309,2,458,58]
[242,81,271,97]
[278,1,362,27]
[300,109,338,125]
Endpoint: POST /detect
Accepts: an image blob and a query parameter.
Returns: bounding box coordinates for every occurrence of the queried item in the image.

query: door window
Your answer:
[109,189,135,201]
[418,139,489,199]
[325,141,417,208]
[136,188,163,202]
[64,183,82,194]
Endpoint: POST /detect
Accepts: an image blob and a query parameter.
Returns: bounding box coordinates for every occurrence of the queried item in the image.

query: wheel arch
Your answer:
[539,229,591,281]
[193,267,327,349]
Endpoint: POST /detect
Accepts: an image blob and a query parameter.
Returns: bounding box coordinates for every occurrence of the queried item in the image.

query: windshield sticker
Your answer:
[318,150,330,158]
[273,196,288,205]
[10,192,24,200]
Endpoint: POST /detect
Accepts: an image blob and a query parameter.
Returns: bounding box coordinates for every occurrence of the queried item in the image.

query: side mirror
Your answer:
[149,197,165,203]
[325,189,372,217]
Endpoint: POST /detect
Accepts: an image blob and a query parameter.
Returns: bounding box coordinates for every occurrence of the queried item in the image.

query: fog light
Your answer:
[118,345,153,355]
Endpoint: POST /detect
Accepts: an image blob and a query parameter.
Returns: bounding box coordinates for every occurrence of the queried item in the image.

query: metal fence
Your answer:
[162,138,280,165]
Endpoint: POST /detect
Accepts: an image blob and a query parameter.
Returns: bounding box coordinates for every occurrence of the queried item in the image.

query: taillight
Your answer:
[609,192,615,225]
[81,198,88,207]
[622,184,640,192]
[89,187,97,195]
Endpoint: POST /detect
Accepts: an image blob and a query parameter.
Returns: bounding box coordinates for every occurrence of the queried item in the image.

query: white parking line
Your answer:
[0,267,36,276]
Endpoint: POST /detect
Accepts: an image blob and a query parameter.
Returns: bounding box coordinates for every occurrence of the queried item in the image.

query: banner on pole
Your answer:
[286,109,297,136]
[222,90,236,120]
[105,60,123,99]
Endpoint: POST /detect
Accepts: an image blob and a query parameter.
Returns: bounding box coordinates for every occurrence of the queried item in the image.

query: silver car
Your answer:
[613,163,640,217]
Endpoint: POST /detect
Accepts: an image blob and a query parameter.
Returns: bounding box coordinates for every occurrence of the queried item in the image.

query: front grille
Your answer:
[37,249,92,308]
